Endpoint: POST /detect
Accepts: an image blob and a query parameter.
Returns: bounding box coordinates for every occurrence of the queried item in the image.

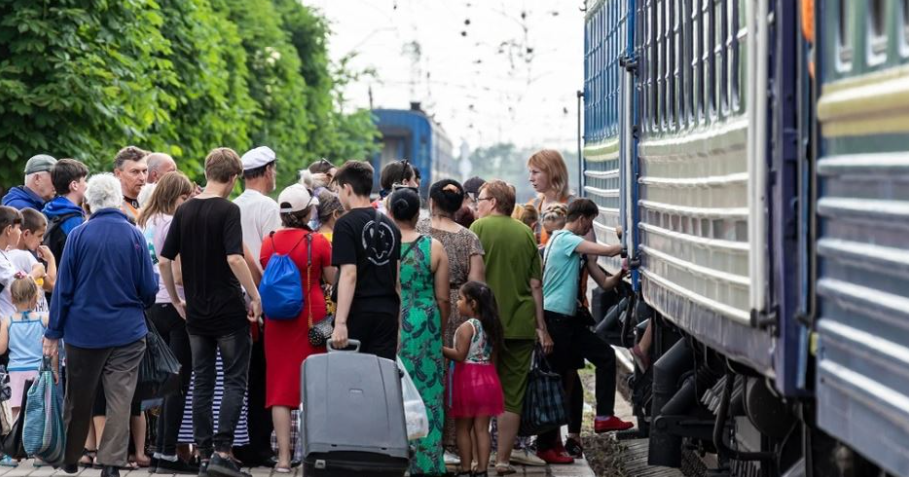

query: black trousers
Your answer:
[347,310,398,361]
[148,303,193,456]
[539,311,617,447]
[188,328,251,457]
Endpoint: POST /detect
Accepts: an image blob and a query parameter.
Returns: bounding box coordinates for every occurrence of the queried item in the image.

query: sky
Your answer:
[305,0,586,154]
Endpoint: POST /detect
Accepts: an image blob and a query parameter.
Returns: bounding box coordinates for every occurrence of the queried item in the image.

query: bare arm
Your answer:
[530,278,553,353]
[0,320,9,355]
[243,245,262,287]
[227,254,261,321]
[159,256,185,319]
[467,254,485,283]
[321,266,337,286]
[432,240,451,340]
[330,264,357,349]
[173,255,183,287]
[575,240,622,257]
[37,245,56,291]
[587,259,625,291]
[443,322,474,362]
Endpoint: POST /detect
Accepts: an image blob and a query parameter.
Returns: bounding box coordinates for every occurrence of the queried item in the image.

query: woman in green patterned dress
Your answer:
[389,187,451,476]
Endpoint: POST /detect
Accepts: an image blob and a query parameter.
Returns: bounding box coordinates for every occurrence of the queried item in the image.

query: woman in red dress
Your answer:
[260,184,335,473]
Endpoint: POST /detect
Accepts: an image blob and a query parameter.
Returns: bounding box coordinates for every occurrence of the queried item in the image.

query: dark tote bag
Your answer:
[136,317,182,401]
[2,378,32,459]
[518,346,568,436]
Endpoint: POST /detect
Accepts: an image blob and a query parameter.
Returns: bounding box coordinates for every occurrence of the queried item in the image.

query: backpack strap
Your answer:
[305,233,313,328]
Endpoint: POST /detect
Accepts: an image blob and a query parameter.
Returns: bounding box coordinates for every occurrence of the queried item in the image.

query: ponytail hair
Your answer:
[460,281,505,356]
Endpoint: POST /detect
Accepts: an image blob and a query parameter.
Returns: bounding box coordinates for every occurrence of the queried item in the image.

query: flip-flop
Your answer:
[495,463,516,476]
[274,466,292,474]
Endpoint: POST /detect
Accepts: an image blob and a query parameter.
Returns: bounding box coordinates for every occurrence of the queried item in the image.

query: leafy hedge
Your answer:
[0,0,378,186]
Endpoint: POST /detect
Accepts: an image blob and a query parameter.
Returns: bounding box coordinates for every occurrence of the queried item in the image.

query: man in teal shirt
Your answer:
[536,199,633,460]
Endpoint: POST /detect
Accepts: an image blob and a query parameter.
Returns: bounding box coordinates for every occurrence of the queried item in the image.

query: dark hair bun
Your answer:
[429,179,464,215]
[389,188,421,221]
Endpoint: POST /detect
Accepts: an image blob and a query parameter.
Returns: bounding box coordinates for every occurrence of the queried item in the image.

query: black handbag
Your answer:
[136,316,182,400]
[518,346,568,436]
[2,378,31,459]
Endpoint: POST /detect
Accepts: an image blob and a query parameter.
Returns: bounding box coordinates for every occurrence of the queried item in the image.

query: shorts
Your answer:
[496,339,535,414]
[346,309,399,361]
[9,370,38,408]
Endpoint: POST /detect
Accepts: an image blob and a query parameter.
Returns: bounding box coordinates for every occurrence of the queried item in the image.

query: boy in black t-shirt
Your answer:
[159,148,261,477]
[330,161,401,360]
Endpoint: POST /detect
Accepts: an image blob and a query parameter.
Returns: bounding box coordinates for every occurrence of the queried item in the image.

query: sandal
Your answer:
[274,466,292,474]
[495,463,516,476]
[80,449,97,467]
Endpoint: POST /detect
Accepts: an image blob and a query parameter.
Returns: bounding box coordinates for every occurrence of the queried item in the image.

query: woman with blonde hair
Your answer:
[136,171,199,473]
[526,149,574,245]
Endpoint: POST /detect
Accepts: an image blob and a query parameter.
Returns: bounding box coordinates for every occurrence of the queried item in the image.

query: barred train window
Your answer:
[838,0,852,65]
[693,0,702,121]
[729,0,740,110]
[704,0,715,119]
[869,0,887,59]
[685,0,694,124]
[718,0,728,114]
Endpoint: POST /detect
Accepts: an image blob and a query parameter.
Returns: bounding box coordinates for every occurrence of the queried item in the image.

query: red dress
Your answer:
[260,228,332,408]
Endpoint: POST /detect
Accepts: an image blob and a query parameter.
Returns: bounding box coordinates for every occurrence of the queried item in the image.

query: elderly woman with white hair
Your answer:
[43,173,158,477]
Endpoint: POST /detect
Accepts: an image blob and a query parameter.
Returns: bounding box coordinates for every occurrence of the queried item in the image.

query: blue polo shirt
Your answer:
[542,230,585,316]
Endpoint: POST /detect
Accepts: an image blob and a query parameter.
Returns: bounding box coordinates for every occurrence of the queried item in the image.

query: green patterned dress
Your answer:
[399,235,445,475]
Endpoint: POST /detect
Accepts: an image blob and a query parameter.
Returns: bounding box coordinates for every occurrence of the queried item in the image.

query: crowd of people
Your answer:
[0,146,641,477]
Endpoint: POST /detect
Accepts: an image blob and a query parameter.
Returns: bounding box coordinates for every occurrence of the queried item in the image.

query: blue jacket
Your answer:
[43,196,85,235]
[2,186,45,211]
[46,208,157,348]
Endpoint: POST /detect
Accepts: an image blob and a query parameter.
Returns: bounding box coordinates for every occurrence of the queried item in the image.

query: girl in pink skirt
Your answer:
[443,281,505,477]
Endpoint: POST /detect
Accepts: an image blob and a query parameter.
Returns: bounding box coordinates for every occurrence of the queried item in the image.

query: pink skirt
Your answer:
[448,362,504,418]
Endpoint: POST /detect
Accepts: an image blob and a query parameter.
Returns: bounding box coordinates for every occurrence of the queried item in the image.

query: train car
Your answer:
[582,0,909,476]
[372,104,455,198]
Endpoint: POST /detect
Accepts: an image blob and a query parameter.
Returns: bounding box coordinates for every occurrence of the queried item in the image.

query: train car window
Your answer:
[869,0,887,62]
[650,0,659,131]
[903,0,909,49]
[838,0,853,66]
[658,0,667,131]
[671,0,680,129]
[729,0,740,112]
[685,0,695,125]
[718,0,728,116]
[704,0,715,120]
[693,0,703,123]
[679,0,688,128]
[655,0,663,131]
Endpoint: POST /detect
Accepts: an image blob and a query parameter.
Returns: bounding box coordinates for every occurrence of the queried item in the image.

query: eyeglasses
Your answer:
[477,197,493,203]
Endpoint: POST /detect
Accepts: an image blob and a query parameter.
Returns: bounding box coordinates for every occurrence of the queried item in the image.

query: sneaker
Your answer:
[509,449,546,466]
[198,460,209,477]
[206,454,250,477]
[157,458,200,475]
[564,438,584,459]
[0,456,17,468]
[595,415,635,433]
[536,448,574,465]
[443,450,461,465]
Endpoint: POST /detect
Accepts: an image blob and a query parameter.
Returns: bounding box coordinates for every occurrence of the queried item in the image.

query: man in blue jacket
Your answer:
[42,159,89,265]
[2,155,57,211]
[42,173,157,477]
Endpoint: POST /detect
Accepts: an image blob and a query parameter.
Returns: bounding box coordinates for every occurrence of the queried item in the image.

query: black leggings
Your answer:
[148,303,193,456]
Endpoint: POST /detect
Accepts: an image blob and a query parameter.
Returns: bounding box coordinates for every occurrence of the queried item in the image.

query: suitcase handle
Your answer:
[327,339,361,353]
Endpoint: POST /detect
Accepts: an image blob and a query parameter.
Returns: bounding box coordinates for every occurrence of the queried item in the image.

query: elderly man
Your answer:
[44,173,158,477]
[137,153,178,207]
[2,155,58,211]
[113,146,149,221]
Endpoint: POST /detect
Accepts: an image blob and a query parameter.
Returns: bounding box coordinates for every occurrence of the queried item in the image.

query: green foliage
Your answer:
[0,0,378,187]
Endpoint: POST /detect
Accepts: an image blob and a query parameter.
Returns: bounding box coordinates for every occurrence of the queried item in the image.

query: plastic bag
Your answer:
[397,357,429,440]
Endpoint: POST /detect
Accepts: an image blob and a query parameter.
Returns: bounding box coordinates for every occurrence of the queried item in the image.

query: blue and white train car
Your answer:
[582,0,909,475]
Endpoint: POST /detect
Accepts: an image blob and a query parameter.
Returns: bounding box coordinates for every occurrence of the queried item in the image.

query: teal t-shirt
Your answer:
[542,229,585,316]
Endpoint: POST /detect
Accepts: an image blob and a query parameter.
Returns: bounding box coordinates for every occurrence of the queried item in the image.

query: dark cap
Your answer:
[463,176,486,197]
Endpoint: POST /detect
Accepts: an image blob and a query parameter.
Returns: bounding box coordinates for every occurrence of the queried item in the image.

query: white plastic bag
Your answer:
[397,357,429,440]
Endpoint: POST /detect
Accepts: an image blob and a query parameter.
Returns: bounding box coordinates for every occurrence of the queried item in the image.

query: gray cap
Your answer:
[24,155,57,175]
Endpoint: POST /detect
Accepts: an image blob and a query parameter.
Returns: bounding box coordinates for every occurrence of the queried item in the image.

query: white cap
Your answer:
[240,146,276,171]
[278,184,319,213]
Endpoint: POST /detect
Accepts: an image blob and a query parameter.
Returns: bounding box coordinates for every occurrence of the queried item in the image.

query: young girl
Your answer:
[0,276,52,421]
[443,281,505,477]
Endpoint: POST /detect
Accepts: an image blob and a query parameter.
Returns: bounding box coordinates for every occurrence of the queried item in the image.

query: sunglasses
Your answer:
[392,183,419,193]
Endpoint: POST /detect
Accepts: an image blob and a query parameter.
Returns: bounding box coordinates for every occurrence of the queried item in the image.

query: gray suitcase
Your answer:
[300,340,410,476]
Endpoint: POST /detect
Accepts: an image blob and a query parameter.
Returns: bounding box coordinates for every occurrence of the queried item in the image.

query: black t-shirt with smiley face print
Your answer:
[331,207,402,316]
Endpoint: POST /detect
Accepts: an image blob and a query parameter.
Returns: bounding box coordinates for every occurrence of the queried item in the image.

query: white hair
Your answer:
[137,182,157,208]
[85,173,124,212]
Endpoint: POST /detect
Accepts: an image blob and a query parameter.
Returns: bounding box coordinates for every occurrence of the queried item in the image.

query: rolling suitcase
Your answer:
[300,340,410,476]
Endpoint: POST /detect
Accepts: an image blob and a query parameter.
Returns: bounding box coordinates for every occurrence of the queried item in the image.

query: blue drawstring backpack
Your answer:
[260,232,311,320]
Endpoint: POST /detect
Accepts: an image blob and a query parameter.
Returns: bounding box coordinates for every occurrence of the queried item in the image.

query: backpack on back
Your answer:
[43,213,81,265]
[260,232,311,320]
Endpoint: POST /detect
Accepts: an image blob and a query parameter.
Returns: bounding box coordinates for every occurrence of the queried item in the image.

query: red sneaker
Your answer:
[554,441,571,458]
[536,448,575,465]
[595,415,634,433]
